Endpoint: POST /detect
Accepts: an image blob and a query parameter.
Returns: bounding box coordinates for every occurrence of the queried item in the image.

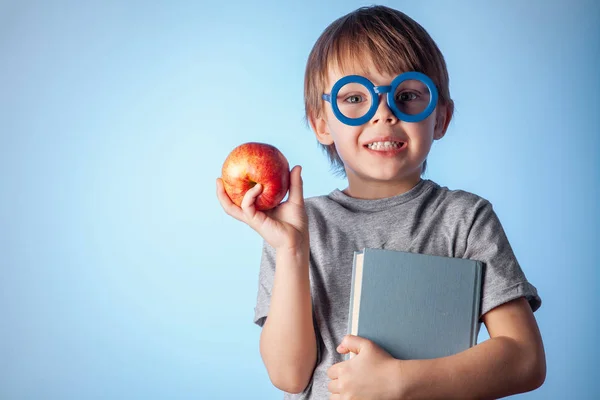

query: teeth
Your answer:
[367,141,403,150]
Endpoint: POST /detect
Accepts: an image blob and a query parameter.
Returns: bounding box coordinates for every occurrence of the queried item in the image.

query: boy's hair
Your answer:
[304,5,453,176]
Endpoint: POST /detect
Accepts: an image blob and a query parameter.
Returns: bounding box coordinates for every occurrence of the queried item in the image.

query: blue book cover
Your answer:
[347,248,483,361]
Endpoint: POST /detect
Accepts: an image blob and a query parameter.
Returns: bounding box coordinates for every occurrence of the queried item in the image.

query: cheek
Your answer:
[328,123,362,148]
[407,118,436,139]
[326,125,363,163]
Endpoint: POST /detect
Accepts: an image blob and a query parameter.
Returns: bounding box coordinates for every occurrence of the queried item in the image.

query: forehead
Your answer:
[325,60,406,89]
[323,48,411,90]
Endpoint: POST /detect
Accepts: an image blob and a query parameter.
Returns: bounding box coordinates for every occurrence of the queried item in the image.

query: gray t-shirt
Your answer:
[253,179,541,399]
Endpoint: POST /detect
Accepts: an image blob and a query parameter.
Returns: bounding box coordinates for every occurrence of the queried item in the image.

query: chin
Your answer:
[372,166,421,182]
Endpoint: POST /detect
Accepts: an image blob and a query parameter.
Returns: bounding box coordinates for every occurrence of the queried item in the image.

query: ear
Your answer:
[309,114,334,145]
[433,101,454,140]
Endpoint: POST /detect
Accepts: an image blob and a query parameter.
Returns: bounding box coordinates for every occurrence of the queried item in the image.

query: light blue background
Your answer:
[1,0,598,399]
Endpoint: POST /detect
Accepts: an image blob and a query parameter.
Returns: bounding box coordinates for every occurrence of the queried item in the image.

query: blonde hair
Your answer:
[304,5,453,176]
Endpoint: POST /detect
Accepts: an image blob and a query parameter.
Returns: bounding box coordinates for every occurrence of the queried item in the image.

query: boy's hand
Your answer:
[327,335,407,400]
[216,165,308,252]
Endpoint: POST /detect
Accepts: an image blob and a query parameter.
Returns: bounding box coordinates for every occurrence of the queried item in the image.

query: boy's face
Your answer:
[312,63,451,198]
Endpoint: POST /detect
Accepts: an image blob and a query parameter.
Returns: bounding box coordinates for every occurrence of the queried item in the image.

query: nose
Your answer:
[371,94,398,125]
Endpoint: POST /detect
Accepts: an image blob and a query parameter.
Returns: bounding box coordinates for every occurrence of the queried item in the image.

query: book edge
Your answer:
[346,250,364,360]
[471,260,483,346]
[346,251,359,336]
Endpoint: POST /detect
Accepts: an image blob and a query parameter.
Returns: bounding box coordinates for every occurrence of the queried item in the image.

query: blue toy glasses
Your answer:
[322,71,438,126]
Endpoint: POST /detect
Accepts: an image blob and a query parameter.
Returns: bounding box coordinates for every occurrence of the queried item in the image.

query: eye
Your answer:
[344,94,365,104]
[396,91,418,102]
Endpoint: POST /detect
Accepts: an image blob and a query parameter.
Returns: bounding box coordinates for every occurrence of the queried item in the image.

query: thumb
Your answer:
[337,335,366,355]
[287,165,304,205]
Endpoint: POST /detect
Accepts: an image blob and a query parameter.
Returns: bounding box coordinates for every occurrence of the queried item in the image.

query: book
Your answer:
[347,248,483,360]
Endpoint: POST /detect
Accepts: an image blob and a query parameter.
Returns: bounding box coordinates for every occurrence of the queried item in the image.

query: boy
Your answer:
[217,5,545,400]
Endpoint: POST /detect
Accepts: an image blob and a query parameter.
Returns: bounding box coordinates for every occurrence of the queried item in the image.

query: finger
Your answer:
[337,334,365,355]
[240,182,263,212]
[240,183,269,229]
[327,378,340,395]
[216,178,245,221]
[326,364,338,380]
[286,165,304,206]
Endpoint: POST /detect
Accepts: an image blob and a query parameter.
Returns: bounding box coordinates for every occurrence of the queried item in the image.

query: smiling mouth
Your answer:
[365,141,406,151]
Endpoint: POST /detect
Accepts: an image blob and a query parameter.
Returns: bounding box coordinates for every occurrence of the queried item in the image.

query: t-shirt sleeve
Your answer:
[464,199,542,317]
[253,240,276,327]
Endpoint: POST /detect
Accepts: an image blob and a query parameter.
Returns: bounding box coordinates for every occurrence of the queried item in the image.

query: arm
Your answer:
[260,247,317,393]
[398,297,546,399]
[216,165,317,393]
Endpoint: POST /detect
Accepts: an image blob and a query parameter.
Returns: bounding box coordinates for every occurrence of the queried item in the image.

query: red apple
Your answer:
[221,142,290,211]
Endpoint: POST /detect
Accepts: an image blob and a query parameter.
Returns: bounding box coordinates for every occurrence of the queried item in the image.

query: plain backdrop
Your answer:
[1,0,599,399]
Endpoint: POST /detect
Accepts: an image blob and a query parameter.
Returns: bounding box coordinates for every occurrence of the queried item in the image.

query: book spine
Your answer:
[470,261,483,346]
[345,251,359,361]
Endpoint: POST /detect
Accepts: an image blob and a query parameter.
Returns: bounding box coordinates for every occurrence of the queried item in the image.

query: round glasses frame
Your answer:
[321,71,439,126]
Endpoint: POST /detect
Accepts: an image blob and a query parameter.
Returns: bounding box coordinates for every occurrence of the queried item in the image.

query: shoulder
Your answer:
[420,181,502,240]
[304,193,334,208]
[426,180,493,215]
[304,193,338,220]
[428,180,490,205]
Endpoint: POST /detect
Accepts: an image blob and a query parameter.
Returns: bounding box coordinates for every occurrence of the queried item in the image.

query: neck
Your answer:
[343,171,423,200]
